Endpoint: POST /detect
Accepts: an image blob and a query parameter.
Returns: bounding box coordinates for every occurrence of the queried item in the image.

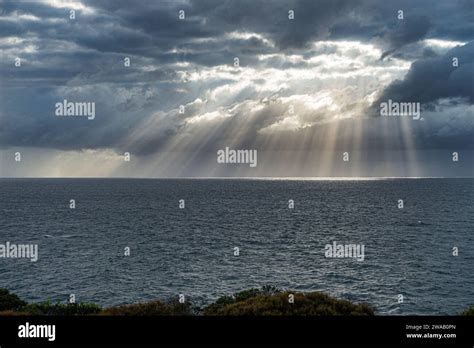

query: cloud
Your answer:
[375,41,474,105]
[380,15,432,59]
[1,0,473,177]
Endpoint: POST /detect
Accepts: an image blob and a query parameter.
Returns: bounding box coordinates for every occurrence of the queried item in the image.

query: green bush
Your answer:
[203,288,374,316]
[460,306,474,315]
[101,298,193,316]
[0,288,27,311]
[20,301,102,315]
[212,286,282,308]
[0,287,374,316]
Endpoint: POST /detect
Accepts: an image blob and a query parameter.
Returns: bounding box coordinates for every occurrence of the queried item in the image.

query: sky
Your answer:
[0,0,473,178]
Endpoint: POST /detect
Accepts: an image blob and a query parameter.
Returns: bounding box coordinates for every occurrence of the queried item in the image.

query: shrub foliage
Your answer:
[0,289,27,311]
[203,287,374,316]
[2,287,375,316]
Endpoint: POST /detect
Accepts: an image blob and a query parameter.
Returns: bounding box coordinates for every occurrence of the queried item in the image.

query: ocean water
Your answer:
[0,178,473,315]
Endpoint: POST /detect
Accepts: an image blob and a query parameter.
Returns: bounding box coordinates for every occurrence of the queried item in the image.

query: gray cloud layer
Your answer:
[0,0,473,177]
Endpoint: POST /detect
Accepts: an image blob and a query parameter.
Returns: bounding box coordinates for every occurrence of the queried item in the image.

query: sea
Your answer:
[0,178,473,315]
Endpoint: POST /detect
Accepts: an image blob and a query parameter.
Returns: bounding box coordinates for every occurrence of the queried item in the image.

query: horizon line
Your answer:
[1,176,473,180]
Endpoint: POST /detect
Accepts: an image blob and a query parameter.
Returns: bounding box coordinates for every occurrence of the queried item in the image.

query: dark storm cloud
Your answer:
[429,0,474,42]
[1,0,472,75]
[375,41,474,106]
[179,0,355,49]
[380,15,432,60]
[3,0,472,51]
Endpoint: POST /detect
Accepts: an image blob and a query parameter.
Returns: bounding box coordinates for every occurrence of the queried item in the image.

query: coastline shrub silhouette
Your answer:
[461,306,474,315]
[1,287,375,316]
[203,288,374,316]
[0,288,27,311]
[101,298,193,316]
[19,301,102,315]
[212,286,282,307]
